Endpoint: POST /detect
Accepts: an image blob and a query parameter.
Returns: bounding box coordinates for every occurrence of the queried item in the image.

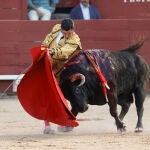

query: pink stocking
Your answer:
[44,120,50,127]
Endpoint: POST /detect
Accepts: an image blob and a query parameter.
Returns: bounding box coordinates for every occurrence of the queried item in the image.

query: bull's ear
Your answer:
[69,73,85,87]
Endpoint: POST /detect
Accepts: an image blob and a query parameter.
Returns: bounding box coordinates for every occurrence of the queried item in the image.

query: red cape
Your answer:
[17,46,78,127]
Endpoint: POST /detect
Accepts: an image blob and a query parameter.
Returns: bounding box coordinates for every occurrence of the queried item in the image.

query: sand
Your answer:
[0,95,150,150]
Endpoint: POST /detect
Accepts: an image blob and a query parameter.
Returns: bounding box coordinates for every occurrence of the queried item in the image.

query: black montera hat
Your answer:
[61,18,74,31]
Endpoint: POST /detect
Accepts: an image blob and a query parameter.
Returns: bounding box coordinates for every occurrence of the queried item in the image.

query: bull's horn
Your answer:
[104,83,110,90]
[69,73,85,87]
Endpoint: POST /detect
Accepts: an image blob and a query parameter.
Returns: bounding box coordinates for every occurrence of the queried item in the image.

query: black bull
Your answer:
[59,41,150,132]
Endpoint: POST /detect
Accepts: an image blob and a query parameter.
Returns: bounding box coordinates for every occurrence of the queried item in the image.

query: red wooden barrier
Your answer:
[1,0,150,20]
[57,0,80,7]
[0,19,150,93]
[0,0,27,20]
[92,0,150,19]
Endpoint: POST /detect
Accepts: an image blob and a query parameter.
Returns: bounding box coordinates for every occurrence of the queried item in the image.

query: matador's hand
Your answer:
[48,48,55,56]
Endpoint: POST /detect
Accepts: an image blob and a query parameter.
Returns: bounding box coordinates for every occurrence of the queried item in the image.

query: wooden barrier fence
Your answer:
[0,19,150,93]
[0,0,27,20]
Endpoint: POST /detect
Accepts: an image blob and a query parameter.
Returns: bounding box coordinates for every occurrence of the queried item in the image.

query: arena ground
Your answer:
[0,94,150,150]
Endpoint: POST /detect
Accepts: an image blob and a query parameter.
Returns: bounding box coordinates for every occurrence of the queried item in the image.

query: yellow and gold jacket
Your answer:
[42,24,82,60]
[41,24,82,76]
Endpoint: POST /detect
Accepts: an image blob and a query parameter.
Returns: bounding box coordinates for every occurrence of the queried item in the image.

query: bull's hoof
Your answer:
[117,126,126,134]
[43,126,55,134]
[57,126,74,132]
[135,127,143,132]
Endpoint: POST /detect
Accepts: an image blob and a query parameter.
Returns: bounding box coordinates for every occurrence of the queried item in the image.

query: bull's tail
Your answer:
[120,39,144,53]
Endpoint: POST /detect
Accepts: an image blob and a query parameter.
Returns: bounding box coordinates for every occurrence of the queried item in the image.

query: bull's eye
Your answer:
[75,88,80,94]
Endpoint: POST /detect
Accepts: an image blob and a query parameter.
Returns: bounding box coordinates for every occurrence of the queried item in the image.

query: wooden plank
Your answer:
[20,0,27,20]
[0,0,27,20]
[18,31,45,41]
[56,0,80,7]
[0,21,20,31]
[0,54,21,65]
[79,30,129,41]
[128,19,150,30]
[19,20,59,32]
[0,66,29,75]
[81,41,130,50]
[0,0,21,8]
[0,9,21,19]
[0,53,31,65]
[0,42,18,49]
[0,21,20,41]
[0,31,20,42]
[15,41,40,50]
[92,0,150,19]
[75,20,129,31]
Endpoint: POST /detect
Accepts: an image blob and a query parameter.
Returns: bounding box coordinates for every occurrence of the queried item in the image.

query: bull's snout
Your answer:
[80,104,89,113]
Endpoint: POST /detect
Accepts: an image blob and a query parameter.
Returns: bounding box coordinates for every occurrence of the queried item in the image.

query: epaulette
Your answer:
[51,24,61,34]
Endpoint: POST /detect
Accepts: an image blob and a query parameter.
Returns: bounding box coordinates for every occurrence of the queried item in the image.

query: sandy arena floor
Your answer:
[0,94,150,150]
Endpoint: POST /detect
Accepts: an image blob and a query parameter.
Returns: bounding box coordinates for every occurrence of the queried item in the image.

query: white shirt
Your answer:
[80,3,90,20]
[55,31,63,44]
